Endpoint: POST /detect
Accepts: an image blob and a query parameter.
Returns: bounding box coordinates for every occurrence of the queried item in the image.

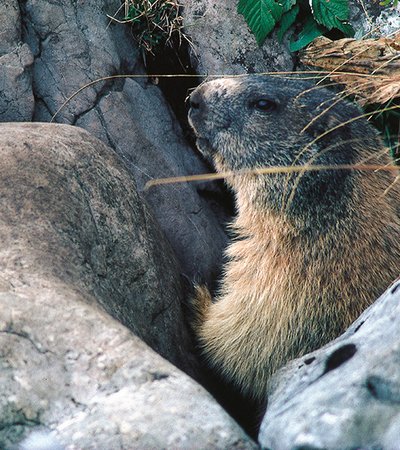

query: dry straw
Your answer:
[49,27,400,191]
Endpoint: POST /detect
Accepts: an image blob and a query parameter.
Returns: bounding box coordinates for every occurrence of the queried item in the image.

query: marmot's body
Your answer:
[188,76,400,401]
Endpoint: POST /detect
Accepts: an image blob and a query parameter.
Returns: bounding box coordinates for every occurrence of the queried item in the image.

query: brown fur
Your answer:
[187,76,400,401]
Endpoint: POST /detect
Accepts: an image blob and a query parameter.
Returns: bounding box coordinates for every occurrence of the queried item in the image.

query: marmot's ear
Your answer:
[305,112,351,143]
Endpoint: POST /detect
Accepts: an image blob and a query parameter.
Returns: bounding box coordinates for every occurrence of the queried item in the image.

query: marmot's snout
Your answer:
[188,80,238,129]
[188,80,236,158]
[187,86,210,136]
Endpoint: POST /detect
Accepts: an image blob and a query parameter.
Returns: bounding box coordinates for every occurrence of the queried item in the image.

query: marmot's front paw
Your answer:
[187,284,213,333]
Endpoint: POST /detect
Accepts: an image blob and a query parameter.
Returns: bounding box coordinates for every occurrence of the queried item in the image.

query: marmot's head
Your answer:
[188,76,381,219]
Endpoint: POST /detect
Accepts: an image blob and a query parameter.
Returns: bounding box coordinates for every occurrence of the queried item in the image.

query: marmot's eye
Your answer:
[251,99,277,112]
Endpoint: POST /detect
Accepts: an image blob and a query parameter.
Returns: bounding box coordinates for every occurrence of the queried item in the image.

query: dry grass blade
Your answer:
[144,164,400,190]
[50,71,377,122]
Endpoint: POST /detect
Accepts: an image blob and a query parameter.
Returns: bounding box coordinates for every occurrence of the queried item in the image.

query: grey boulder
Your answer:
[259,281,400,450]
[1,288,256,449]
[0,0,34,122]
[0,122,193,373]
[180,0,294,76]
[76,77,229,286]
[0,122,257,449]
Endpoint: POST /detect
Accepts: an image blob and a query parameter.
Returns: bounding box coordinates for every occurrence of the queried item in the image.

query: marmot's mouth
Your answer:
[196,136,217,157]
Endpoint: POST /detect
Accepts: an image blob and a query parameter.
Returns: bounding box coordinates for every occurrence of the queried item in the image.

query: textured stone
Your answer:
[0,0,21,55]
[259,281,400,450]
[0,122,193,373]
[0,124,256,450]
[0,43,34,122]
[374,5,400,36]
[181,0,294,76]
[76,78,229,284]
[21,0,141,123]
[0,1,34,122]
[0,122,258,449]
[16,0,228,286]
[350,2,400,37]
[0,288,256,449]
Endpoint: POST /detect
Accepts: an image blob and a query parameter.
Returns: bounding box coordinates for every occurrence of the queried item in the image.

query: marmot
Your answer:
[187,75,400,402]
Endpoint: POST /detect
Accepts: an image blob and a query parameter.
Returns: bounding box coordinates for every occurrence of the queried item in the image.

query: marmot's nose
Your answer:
[187,89,206,113]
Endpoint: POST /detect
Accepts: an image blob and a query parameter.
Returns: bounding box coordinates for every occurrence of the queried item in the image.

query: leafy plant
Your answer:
[237,0,354,51]
[110,0,185,54]
[380,0,399,6]
[288,16,323,52]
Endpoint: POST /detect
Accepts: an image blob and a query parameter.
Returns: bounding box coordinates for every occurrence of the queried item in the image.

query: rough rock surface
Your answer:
[259,281,400,450]
[0,286,256,450]
[0,122,194,373]
[350,2,400,37]
[181,0,294,76]
[1,0,228,286]
[374,4,400,37]
[0,122,257,449]
[76,78,229,286]
[0,289,257,450]
[0,0,34,122]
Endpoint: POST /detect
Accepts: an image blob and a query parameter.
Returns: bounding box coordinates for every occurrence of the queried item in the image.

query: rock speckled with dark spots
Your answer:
[259,282,400,450]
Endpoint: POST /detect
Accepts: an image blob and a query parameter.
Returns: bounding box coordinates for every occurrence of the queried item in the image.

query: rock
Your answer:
[374,5,400,37]
[0,289,256,449]
[0,43,34,122]
[21,0,140,123]
[259,281,400,450]
[13,0,228,286]
[0,121,257,449]
[181,0,294,75]
[349,2,400,38]
[0,0,34,122]
[18,431,64,450]
[0,0,21,55]
[0,122,193,373]
[76,78,229,285]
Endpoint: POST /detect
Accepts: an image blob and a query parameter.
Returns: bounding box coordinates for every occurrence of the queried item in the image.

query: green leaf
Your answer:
[311,0,349,31]
[280,0,297,13]
[380,0,398,6]
[289,16,324,52]
[277,4,300,42]
[238,0,284,45]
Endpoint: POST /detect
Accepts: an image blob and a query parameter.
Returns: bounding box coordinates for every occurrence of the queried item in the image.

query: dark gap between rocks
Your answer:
[197,365,263,440]
[145,33,235,226]
[145,36,199,141]
[142,35,256,439]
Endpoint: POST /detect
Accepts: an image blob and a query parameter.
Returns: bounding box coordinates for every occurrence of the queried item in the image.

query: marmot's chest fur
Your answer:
[188,76,400,401]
